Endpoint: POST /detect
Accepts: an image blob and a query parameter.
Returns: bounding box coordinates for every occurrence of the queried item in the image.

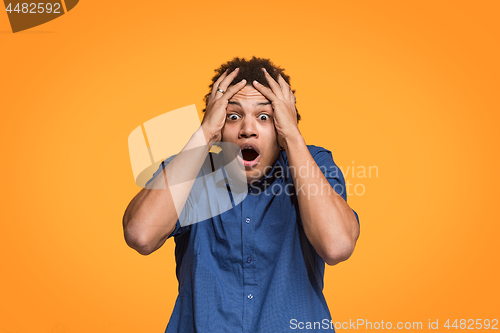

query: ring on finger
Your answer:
[217,88,225,94]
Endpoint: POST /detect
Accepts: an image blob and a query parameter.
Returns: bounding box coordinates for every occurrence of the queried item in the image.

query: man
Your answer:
[123,57,360,332]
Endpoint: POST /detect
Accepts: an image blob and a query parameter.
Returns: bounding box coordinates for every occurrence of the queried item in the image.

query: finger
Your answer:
[210,69,229,100]
[262,68,285,100]
[214,68,240,99]
[277,74,291,99]
[219,79,247,101]
[252,80,280,103]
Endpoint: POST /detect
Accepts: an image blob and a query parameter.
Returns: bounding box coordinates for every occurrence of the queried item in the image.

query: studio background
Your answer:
[1,1,499,332]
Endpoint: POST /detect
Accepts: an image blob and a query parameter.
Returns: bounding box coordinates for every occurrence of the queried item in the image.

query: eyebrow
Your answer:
[228,101,271,107]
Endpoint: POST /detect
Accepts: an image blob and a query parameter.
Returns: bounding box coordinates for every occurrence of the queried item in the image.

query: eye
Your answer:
[258,114,270,121]
[227,114,241,121]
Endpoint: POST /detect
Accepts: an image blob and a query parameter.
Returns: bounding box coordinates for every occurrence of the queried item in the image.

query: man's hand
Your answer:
[254,68,359,265]
[201,68,247,144]
[252,68,300,150]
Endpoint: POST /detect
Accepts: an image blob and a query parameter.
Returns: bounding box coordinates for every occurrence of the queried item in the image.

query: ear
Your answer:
[276,137,285,150]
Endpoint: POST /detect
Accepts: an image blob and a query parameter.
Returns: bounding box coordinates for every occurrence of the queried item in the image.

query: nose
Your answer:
[238,117,258,139]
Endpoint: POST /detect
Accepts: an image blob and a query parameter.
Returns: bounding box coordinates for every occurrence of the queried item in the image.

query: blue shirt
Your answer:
[147,145,359,333]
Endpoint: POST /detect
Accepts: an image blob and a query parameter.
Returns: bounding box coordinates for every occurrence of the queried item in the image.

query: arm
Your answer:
[123,68,247,255]
[252,69,360,265]
[284,135,360,265]
[123,127,210,255]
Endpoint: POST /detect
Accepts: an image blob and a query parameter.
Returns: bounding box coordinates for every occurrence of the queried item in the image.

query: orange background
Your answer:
[1,1,499,332]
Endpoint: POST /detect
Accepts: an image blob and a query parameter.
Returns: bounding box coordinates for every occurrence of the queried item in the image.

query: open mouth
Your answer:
[237,143,261,168]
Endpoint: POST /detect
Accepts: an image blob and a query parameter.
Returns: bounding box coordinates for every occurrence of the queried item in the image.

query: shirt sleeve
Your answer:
[309,146,360,225]
[144,156,192,239]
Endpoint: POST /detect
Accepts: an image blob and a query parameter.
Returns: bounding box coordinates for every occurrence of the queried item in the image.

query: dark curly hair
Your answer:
[202,56,301,122]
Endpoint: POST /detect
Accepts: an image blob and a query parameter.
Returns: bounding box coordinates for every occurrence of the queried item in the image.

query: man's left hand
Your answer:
[252,68,301,150]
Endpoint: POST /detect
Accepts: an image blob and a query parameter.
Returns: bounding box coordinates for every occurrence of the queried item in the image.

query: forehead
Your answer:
[228,85,270,105]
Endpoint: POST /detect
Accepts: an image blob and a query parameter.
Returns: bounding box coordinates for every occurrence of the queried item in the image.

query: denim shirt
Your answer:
[148,145,359,333]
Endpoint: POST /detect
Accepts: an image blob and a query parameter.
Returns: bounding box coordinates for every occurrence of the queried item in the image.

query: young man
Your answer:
[123,57,360,332]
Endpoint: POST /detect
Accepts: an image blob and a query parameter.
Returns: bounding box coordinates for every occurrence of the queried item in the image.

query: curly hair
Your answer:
[202,56,301,122]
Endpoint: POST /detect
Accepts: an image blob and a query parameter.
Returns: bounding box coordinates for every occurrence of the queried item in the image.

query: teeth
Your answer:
[241,146,258,154]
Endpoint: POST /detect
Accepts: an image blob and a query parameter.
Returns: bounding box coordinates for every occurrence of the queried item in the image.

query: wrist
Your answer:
[283,128,304,151]
[184,126,212,151]
[201,123,219,145]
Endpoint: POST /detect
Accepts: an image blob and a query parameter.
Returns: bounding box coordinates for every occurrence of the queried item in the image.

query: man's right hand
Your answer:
[201,68,247,144]
[123,68,247,255]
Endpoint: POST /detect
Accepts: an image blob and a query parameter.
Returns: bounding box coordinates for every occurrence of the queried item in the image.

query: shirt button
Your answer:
[245,218,250,224]
[247,257,252,263]
[247,294,253,300]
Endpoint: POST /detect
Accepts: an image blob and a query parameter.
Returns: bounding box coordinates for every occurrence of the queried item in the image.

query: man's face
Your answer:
[222,85,280,183]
